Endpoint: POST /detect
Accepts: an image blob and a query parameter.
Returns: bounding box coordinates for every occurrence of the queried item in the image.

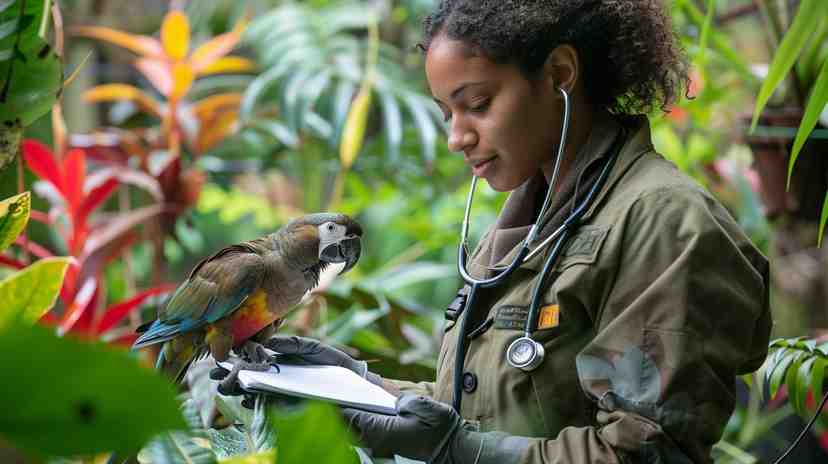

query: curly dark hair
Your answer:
[419,0,689,115]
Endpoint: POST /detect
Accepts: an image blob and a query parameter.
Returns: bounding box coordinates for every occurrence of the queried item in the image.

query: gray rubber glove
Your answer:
[343,394,531,463]
[264,335,383,386]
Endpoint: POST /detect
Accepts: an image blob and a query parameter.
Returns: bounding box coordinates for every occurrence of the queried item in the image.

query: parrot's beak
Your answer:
[320,235,361,273]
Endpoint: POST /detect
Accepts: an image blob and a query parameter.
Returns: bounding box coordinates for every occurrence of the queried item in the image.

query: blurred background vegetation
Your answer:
[1,0,828,462]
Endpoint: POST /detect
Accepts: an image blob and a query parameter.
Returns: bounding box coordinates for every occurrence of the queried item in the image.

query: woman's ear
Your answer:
[541,44,580,95]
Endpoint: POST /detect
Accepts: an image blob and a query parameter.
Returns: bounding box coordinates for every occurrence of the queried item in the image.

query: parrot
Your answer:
[131,213,362,393]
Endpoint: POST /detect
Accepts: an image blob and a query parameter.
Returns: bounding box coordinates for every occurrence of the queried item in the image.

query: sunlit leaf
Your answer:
[83,84,162,117]
[144,431,217,464]
[0,257,71,329]
[196,110,238,153]
[812,358,826,416]
[193,93,242,122]
[0,191,29,252]
[71,25,163,57]
[0,323,186,456]
[340,86,372,170]
[770,350,798,399]
[171,62,195,100]
[135,57,173,97]
[219,450,276,464]
[190,29,243,73]
[789,60,828,188]
[793,356,816,415]
[161,10,190,61]
[750,0,828,132]
[271,402,358,464]
[199,56,256,76]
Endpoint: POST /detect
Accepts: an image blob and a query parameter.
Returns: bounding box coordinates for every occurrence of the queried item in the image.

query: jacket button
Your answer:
[462,372,478,394]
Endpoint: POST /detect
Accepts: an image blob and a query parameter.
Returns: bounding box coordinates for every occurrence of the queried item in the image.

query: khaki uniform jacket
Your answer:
[387,115,771,464]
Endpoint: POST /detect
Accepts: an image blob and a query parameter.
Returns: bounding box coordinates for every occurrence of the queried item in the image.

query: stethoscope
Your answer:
[451,87,623,412]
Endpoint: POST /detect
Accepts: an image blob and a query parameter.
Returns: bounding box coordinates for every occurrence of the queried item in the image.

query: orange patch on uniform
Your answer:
[538,304,560,330]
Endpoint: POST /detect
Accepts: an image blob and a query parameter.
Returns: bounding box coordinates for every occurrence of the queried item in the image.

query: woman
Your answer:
[261,1,771,462]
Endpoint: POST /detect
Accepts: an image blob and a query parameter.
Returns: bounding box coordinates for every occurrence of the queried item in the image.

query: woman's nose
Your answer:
[447,123,478,153]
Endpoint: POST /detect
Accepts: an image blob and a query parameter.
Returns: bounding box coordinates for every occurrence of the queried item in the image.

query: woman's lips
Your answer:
[471,156,496,177]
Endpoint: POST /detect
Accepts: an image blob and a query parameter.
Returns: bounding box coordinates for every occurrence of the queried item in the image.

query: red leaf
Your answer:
[62,148,87,215]
[58,277,97,336]
[22,139,64,193]
[111,332,140,347]
[80,204,164,259]
[77,177,119,225]
[29,209,51,224]
[96,284,176,334]
[0,255,26,269]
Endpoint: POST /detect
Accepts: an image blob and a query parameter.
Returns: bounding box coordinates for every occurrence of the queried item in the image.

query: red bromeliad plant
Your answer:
[17,139,175,345]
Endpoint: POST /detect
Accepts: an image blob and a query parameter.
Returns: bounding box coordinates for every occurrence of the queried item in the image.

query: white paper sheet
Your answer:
[218,361,397,415]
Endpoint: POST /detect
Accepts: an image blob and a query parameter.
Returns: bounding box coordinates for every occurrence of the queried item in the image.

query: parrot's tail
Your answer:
[156,336,206,384]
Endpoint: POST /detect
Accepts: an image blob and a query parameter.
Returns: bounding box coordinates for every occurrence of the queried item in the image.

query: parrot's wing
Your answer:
[133,244,266,349]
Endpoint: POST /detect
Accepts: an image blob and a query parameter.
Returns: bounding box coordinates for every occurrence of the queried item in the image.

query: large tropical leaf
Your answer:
[0,323,186,456]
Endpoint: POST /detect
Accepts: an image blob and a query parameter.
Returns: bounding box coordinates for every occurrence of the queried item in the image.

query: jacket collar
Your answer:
[470,113,653,274]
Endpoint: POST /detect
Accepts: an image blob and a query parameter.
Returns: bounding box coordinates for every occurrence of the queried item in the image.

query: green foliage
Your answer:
[760,338,828,424]
[0,190,28,251]
[0,323,186,457]
[0,256,70,328]
[0,0,62,127]
[237,2,443,166]
[272,401,358,464]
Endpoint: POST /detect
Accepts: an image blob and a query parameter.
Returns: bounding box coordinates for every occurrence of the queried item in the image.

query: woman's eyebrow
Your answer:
[433,82,488,105]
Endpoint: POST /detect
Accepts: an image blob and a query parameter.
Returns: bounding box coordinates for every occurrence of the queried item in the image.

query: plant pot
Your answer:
[742,108,828,222]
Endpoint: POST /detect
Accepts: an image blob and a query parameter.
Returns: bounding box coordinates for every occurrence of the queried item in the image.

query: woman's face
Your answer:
[425,34,562,192]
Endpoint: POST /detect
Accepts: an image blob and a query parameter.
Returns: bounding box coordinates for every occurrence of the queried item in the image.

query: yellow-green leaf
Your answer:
[0,257,72,329]
[199,56,257,76]
[750,0,828,132]
[161,10,190,61]
[70,26,163,58]
[339,87,372,170]
[83,84,162,117]
[789,59,828,188]
[0,192,30,252]
[219,450,276,464]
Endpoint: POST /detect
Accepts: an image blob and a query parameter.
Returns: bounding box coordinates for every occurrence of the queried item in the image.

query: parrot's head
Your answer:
[282,213,363,274]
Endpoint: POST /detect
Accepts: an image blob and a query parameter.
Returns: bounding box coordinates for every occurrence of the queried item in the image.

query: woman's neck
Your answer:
[542,98,596,192]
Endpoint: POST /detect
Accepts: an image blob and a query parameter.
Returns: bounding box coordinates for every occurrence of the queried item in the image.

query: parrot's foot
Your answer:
[216,360,274,395]
[215,341,281,395]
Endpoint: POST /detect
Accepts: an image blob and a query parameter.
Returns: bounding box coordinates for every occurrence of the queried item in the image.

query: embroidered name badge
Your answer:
[537,304,560,330]
[563,228,606,258]
[493,305,529,330]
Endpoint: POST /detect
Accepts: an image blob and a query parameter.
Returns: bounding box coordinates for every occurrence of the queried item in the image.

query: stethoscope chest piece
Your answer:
[506,336,545,371]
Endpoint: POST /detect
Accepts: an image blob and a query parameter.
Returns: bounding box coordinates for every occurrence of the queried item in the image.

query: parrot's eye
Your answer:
[327,224,335,232]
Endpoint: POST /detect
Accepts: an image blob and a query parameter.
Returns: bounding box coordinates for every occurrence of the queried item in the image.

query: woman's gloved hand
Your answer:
[342,394,461,461]
[264,335,383,386]
[343,394,531,463]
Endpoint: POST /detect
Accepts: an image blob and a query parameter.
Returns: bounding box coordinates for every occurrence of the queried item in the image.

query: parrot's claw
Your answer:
[217,360,273,396]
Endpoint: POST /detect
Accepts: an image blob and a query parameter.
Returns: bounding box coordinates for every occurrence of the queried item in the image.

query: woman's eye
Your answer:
[468,98,490,113]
